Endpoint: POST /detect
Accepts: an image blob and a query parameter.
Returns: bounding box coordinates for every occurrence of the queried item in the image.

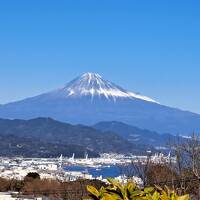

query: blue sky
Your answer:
[0,0,200,113]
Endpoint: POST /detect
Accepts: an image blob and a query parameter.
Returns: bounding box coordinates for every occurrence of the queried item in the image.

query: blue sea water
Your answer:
[64,165,120,179]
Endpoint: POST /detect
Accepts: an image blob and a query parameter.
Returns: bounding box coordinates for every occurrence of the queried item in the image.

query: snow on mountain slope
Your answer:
[56,72,158,103]
[0,72,200,135]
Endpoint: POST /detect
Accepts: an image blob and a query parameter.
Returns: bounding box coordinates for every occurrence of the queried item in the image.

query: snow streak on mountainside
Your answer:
[57,72,158,103]
[0,72,200,135]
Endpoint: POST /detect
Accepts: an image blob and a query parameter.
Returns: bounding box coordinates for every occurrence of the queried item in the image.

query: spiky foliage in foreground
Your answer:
[86,178,189,200]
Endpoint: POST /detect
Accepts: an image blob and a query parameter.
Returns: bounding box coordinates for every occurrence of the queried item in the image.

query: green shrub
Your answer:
[86,178,189,200]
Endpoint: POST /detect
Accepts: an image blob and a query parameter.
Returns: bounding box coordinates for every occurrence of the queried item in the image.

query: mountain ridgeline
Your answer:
[93,121,180,147]
[0,117,152,157]
[0,73,200,135]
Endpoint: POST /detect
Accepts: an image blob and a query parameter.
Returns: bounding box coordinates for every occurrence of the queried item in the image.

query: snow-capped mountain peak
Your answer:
[59,72,158,103]
[1,72,200,135]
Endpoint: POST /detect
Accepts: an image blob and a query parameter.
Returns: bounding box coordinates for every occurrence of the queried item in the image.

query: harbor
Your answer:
[0,153,173,183]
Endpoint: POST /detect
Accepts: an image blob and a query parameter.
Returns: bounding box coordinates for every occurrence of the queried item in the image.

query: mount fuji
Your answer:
[61,72,158,103]
[0,72,200,135]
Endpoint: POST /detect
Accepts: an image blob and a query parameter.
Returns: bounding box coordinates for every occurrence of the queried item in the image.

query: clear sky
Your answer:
[0,0,200,113]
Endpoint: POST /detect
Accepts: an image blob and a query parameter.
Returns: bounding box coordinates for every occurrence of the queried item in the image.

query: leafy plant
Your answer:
[86,178,189,200]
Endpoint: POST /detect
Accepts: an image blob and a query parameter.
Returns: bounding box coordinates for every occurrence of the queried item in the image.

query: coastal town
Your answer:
[0,153,173,183]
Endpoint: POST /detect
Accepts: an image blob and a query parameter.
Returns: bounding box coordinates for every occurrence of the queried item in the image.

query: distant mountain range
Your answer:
[0,72,199,135]
[0,117,152,157]
[0,117,187,157]
[93,121,180,148]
